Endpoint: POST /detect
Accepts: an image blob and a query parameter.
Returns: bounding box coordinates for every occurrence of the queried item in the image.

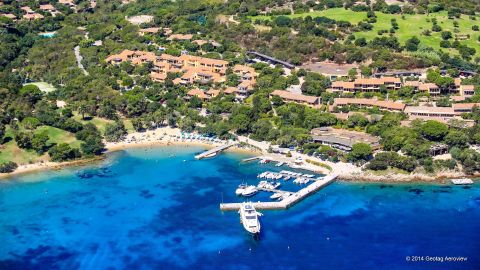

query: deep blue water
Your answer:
[0,146,479,270]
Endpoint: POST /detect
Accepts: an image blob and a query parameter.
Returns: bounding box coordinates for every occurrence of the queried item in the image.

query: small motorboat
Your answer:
[270,193,282,200]
[235,184,247,196]
[242,186,258,197]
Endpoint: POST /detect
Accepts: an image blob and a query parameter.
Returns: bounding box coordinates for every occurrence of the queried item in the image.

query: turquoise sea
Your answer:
[0,146,479,270]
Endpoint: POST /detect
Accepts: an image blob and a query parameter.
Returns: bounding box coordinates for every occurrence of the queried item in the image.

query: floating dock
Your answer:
[195,142,238,160]
[220,173,338,211]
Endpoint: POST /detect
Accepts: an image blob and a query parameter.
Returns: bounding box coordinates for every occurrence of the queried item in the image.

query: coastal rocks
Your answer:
[76,167,114,179]
[338,170,479,183]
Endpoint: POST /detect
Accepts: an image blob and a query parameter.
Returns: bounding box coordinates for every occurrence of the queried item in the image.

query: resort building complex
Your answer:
[106,50,257,99]
[311,127,381,151]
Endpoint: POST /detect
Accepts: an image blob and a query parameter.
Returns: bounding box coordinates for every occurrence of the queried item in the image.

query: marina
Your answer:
[220,173,338,211]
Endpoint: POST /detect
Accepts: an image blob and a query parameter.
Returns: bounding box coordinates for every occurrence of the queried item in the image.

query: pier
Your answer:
[195,142,238,159]
[241,156,261,162]
[220,173,338,211]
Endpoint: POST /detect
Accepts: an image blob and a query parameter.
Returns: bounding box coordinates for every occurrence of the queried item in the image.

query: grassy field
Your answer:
[0,140,47,165]
[35,126,82,149]
[252,8,367,24]
[72,114,114,134]
[251,8,480,55]
[23,82,56,93]
[0,125,83,165]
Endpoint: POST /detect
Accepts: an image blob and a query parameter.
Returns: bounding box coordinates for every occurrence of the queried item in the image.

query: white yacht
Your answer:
[241,185,258,197]
[270,193,282,200]
[239,202,261,235]
[235,184,247,196]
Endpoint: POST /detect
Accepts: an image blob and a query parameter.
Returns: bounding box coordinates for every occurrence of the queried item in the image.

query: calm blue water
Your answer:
[0,146,479,270]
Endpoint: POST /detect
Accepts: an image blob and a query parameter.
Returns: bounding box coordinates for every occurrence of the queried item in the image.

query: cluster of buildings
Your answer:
[330,97,480,124]
[105,50,258,100]
[329,77,475,99]
[0,0,87,21]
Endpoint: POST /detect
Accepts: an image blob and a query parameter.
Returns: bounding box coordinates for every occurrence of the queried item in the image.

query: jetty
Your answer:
[241,156,261,162]
[195,142,238,160]
[220,173,338,211]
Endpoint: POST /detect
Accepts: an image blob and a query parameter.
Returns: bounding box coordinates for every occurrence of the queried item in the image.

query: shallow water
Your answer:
[0,146,479,269]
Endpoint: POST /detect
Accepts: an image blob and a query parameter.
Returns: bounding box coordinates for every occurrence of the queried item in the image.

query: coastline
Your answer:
[0,127,261,180]
[0,126,477,184]
[0,156,105,180]
[337,171,480,184]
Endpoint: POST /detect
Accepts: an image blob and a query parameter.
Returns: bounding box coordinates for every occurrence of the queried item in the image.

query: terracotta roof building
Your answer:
[270,90,320,107]
[138,27,161,36]
[332,98,406,112]
[1,14,17,20]
[452,103,480,113]
[186,88,208,100]
[167,34,193,41]
[40,4,56,11]
[459,85,475,97]
[404,106,457,118]
[328,77,401,93]
[418,83,440,96]
[311,127,381,152]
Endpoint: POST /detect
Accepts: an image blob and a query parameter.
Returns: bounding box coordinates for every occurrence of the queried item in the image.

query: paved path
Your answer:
[74,45,89,75]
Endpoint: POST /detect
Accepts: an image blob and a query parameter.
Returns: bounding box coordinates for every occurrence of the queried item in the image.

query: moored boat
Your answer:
[235,184,247,196]
[270,193,282,200]
[241,185,258,197]
[238,202,261,235]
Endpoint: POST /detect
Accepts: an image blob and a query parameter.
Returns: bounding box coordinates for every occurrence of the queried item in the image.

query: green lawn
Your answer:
[72,114,114,134]
[252,8,367,24]
[0,140,46,165]
[123,119,135,133]
[0,125,84,165]
[35,126,82,149]
[23,82,56,93]
[250,8,480,55]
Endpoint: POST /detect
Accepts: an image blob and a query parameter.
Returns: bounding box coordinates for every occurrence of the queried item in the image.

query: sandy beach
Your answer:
[0,126,260,179]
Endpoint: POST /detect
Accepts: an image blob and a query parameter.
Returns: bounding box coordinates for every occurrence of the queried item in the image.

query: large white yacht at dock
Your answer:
[239,202,261,235]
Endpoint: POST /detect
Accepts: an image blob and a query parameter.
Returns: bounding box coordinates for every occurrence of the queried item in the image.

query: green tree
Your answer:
[0,161,18,173]
[78,102,88,120]
[441,31,452,40]
[0,123,5,143]
[48,143,81,162]
[445,130,468,149]
[15,132,33,149]
[32,132,49,154]
[81,136,105,156]
[347,143,372,162]
[104,121,127,142]
[420,121,448,141]
[405,36,420,51]
[22,117,41,130]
